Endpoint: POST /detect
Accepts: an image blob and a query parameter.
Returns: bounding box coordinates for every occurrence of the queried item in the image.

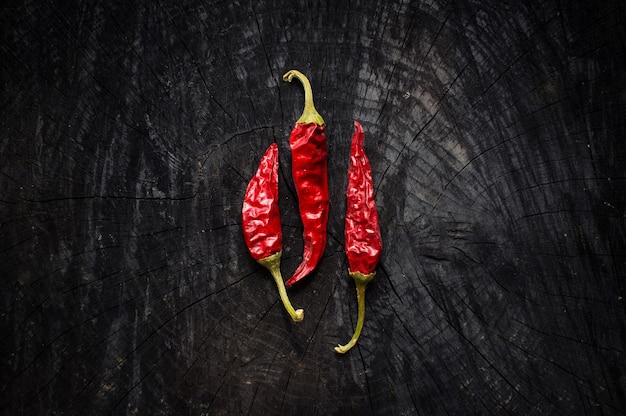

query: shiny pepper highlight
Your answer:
[242,143,304,322]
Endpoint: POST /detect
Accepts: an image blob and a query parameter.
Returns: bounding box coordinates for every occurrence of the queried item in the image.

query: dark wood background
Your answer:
[2,0,625,414]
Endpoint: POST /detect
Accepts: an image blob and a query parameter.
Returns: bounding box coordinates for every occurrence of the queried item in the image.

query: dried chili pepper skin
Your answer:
[335,121,382,354]
[242,143,282,261]
[344,121,382,275]
[242,143,304,322]
[282,70,329,287]
[286,122,329,286]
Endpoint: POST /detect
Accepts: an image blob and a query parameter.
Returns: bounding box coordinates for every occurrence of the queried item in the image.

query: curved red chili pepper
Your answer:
[282,70,329,287]
[242,143,303,322]
[335,121,382,354]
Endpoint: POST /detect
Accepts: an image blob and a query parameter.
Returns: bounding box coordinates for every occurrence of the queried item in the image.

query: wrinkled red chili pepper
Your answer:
[282,70,329,287]
[242,143,304,322]
[335,121,382,354]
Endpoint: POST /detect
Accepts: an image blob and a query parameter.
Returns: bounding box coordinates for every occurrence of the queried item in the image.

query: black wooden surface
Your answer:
[1,0,625,415]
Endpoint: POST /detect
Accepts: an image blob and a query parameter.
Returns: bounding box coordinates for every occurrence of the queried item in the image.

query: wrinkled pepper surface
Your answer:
[335,121,382,354]
[282,70,329,287]
[242,143,304,322]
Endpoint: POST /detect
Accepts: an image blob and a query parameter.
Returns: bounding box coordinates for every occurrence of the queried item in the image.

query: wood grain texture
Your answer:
[1,0,625,414]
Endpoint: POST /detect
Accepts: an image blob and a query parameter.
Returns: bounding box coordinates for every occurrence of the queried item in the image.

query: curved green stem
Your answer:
[335,271,376,354]
[258,251,304,322]
[282,69,325,126]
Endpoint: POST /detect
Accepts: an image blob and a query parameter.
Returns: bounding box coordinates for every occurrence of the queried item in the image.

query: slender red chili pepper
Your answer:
[242,143,304,322]
[335,121,382,354]
[282,70,329,287]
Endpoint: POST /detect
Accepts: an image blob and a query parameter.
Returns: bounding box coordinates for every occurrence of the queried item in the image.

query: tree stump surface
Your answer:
[1,1,625,415]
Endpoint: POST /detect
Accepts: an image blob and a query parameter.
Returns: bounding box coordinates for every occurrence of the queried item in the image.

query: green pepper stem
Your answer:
[282,70,325,126]
[335,271,376,354]
[258,251,304,322]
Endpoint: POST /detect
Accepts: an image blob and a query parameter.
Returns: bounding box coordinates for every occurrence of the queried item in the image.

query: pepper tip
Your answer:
[282,69,298,82]
[334,343,352,354]
[293,308,304,322]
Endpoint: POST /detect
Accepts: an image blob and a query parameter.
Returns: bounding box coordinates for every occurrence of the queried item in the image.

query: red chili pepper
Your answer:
[242,143,304,322]
[335,121,382,354]
[282,70,329,287]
